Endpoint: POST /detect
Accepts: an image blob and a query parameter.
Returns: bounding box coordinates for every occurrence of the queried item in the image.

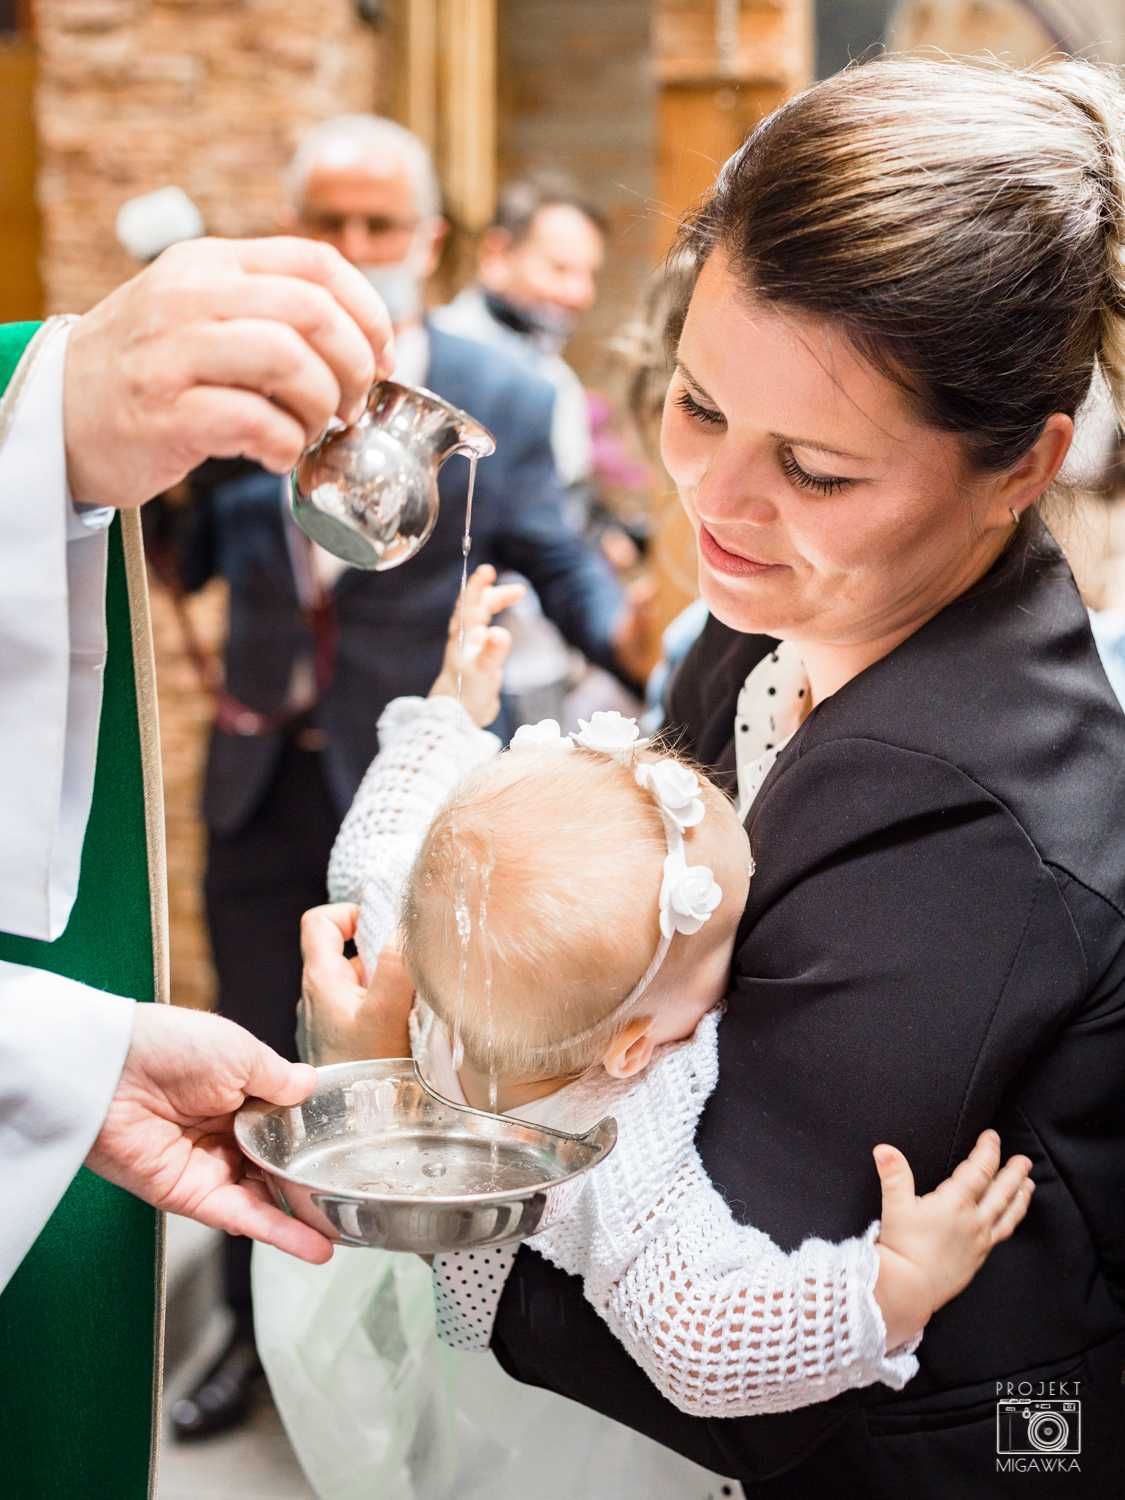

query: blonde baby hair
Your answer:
[401,741,716,1081]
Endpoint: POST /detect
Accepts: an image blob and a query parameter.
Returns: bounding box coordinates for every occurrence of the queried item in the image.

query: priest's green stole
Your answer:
[0,322,165,1497]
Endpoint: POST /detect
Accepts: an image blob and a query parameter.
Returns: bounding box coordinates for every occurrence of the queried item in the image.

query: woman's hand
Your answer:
[429,564,524,727]
[873,1129,1033,1348]
[299,902,414,1064]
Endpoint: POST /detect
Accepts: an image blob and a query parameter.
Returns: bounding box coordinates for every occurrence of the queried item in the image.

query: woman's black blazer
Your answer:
[491,519,1125,1496]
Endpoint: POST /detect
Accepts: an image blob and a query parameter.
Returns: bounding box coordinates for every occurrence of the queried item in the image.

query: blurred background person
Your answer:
[609,251,714,731]
[436,170,605,488]
[165,113,646,1443]
[436,170,652,726]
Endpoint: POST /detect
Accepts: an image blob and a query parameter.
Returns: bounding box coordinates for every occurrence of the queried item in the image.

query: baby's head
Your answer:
[401,715,752,1090]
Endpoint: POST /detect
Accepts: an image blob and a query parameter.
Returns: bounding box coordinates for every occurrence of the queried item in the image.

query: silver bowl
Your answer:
[234,1058,617,1253]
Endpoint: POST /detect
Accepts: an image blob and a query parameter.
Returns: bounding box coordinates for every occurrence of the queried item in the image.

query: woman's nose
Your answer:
[695,456,778,528]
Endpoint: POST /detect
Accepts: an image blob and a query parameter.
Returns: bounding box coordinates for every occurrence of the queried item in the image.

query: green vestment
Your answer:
[0,321,166,1497]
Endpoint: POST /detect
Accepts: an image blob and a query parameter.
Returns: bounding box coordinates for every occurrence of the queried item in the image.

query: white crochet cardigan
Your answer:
[326,695,921,1418]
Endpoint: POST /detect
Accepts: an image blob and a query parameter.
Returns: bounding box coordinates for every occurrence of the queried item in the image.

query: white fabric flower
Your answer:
[659,851,723,939]
[636,760,705,832]
[573,710,646,757]
[510,718,574,752]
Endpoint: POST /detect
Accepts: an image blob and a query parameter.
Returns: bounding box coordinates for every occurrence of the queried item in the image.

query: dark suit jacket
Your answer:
[491,518,1125,1496]
[181,326,624,834]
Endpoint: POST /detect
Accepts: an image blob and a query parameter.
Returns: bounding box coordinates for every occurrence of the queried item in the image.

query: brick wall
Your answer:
[36,0,386,314]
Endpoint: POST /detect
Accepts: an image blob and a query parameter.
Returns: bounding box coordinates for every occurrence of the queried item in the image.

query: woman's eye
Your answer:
[779,446,851,496]
[675,389,726,427]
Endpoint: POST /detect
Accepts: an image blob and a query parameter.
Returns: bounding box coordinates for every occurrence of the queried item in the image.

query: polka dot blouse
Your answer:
[734,640,810,819]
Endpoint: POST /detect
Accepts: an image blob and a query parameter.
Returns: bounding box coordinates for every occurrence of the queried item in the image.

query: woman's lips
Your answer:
[699,525,788,578]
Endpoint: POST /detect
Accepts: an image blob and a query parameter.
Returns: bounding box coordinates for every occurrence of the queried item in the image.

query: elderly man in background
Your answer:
[168,115,647,1440]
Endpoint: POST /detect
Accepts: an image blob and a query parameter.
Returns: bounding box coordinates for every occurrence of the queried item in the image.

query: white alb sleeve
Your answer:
[0,959,135,1289]
[0,319,112,942]
[529,1014,920,1417]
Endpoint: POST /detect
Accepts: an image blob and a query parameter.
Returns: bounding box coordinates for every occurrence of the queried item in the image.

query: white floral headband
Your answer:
[510,710,723,1008]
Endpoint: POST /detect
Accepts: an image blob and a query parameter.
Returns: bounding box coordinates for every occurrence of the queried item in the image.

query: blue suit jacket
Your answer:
[181,326,624,834]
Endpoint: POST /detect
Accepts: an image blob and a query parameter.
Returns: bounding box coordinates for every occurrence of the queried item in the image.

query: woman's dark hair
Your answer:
[673,56,1125,471]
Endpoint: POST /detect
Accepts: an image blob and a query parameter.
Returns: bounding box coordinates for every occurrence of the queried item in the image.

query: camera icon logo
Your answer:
[996,1398,1081,1456]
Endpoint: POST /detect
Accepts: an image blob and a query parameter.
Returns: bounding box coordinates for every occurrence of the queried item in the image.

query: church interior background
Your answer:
[3,2,1123,1492]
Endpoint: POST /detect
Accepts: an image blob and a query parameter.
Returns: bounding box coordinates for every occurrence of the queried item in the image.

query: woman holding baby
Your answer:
[298,54,1125,1497]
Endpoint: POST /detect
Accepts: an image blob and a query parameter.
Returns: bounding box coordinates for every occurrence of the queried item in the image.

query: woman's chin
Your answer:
[699,571,796,638]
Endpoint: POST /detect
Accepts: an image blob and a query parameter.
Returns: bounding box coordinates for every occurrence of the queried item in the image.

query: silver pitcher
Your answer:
[290,380,496,571]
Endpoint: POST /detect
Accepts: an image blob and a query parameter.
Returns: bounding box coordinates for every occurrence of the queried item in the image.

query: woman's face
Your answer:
[661,248,1012,650]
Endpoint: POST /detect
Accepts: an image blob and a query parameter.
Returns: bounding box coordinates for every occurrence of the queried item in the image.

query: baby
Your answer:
[325,567,1033,1418]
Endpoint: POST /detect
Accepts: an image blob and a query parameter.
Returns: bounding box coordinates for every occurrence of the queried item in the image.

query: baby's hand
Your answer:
[872,1129,1033,1349]
[299,904,416,1064]
[430,564,524,727]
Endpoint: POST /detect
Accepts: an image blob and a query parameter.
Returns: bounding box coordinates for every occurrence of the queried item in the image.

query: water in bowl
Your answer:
[288,1132,552,1197]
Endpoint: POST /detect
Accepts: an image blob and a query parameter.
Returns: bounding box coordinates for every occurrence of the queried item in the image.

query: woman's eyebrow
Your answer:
[677,360,717,405]
[679,359,871,462]
[770,431,868,462]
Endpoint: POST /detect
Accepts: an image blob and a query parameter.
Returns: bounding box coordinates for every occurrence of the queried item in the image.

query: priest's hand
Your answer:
[63,236,394,509]
[85,1004,333,1264]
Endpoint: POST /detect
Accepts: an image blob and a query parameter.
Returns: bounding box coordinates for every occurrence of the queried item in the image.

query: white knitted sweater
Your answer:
[326,695,921,1418]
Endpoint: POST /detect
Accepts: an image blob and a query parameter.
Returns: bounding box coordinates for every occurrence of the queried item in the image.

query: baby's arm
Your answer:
[531,1026,1032,1418]
[608,1133,1028,1418]
[325,695,498,897]
[325,566,518,971]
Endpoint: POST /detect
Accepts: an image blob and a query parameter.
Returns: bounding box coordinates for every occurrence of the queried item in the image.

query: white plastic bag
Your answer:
[253,1243,739,1500]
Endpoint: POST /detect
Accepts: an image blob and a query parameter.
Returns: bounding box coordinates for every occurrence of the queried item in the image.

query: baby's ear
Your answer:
[602,1018,656,1080]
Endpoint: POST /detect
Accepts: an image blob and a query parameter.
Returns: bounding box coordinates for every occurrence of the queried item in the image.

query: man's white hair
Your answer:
[286,114,442,219]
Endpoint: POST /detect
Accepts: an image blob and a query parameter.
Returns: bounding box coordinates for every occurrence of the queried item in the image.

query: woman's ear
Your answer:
[602,1017,657,1080]
[993,412,1073,524]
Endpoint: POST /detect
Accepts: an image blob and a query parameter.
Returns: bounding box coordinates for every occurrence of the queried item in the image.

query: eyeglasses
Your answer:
[302,211,422,240]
